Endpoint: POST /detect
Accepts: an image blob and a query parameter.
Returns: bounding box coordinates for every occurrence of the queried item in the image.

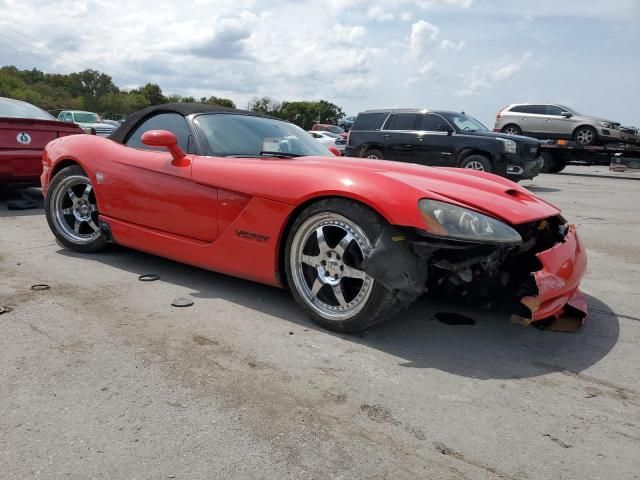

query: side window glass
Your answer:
[385,113,417,131]
[510,105,525,113]
[525,105,546,115]
[419,114,449,132]
[125,113,191,152]
[546,105,564,116]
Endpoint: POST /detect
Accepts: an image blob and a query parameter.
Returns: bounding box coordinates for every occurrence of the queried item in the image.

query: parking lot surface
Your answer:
[1,167,639,480]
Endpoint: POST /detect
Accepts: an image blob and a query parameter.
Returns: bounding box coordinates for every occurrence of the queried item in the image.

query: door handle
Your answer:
[417,137,424,141]
[383,134,390,139]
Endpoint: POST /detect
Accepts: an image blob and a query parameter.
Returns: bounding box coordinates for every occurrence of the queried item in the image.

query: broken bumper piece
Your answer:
[517,225,588,331]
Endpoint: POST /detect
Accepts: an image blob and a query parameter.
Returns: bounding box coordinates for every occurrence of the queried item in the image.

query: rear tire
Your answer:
[460,154,493,173]
[363,148,384,160]
[502,124,522,136]
[45,165,108,253]
[285,198,404,332]
[574,126,597,146]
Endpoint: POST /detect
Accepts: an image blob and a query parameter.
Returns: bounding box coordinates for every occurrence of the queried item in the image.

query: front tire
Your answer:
[460,154,493,173]
[45,165,107,253]
[574,126,597,146]
[285,199,404,332]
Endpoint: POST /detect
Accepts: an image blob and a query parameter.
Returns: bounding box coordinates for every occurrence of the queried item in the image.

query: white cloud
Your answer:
[409,20,440,58]
[456,52,532,96]
[405,61,437,85]
[440,39,465,50]
[333,24,367,44]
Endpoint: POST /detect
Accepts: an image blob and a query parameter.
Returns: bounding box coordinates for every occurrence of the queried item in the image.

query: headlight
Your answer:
[498,138,517,154]
[599,121,613,128]
[418,199,522,244]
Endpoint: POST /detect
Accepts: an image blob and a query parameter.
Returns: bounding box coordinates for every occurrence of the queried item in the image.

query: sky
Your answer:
[0,0,639,126]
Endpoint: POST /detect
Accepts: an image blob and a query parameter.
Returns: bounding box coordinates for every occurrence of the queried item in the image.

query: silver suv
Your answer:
[494,104,622,146]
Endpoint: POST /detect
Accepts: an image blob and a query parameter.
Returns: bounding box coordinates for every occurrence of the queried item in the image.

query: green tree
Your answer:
[199,96,236,108]
[248,96,281,116]
[130,82,166,106]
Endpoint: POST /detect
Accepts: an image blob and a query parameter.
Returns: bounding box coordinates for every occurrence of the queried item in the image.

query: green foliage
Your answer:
[249,97,343,130]
[1,66,345,129]
[0,65,236,117]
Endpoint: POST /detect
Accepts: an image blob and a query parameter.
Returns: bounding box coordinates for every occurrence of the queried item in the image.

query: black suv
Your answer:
[345,109,543,180]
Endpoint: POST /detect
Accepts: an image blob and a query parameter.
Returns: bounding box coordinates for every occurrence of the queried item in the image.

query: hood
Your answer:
[463,130,540,144]
[574,114,620,126]
[314,156,560,225]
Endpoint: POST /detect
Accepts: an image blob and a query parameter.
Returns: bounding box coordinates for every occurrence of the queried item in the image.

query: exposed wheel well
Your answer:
[51,159,83,178]
[361,144,385,157]
[276,195,385,288]
[457,148,491,165]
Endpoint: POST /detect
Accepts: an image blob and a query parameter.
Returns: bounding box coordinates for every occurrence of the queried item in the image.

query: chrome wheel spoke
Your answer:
[335,233,354,257]
[62,207,73,215]
[90,204,97,212]
[67,189,78,203]
[332,284,347,306]
[73,220,80,233]
[310,277,324,297]
[315,227,330,255]
[87,220,99,232]
[82,184,92,199]
[301,254,318,267]
[342,265,367,280]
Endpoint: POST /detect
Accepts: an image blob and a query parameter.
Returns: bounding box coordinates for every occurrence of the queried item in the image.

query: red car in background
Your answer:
[311,123,347,138]
[0,97,84,184]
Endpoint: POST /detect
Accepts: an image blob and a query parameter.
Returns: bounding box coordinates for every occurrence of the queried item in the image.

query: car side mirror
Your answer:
[561,111,573,118]
[141,130,188,166]
[328,145,341,156]
[445,126,454,135]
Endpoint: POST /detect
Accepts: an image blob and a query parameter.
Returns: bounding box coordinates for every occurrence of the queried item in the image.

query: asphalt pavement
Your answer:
[1,167,638,480]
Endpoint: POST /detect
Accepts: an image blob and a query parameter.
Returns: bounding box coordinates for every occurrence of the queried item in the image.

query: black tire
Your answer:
[285,198,405,332]
[501,124,522,136]
[363,148,384,160]
[45,165,108,253]
[459,154,493,173]
[549,159,566,173]
[573,126,597,146]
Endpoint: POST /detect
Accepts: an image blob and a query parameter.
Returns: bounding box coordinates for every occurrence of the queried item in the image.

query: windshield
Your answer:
[0,97,55,120]
[73,112,100,123]
[194,113,334,157]
[444,113,489,133]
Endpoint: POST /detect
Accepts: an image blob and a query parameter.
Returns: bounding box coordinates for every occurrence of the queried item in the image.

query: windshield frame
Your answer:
[442,112,490,133]
[192,112,334,158]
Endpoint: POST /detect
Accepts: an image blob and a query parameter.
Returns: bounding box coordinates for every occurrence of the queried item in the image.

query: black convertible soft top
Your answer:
[109,103,272,144]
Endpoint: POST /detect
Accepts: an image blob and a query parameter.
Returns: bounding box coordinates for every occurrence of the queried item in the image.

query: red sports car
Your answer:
[0,97,84,183]
[41,103,587,332]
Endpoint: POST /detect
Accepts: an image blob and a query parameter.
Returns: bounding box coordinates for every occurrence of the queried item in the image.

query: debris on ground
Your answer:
[171,297,194,307]
[0,306,13,314]
[138,274,160,282]
[30,284,50,291]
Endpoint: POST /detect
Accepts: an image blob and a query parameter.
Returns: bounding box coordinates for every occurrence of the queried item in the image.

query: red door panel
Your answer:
[97,150,218,242]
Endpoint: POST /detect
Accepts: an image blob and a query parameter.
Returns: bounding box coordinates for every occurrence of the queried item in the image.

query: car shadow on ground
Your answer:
[56,245,620,381]
[0,185,43,217]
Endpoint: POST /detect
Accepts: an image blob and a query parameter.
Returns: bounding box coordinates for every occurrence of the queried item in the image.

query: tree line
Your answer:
[0,66,345,129]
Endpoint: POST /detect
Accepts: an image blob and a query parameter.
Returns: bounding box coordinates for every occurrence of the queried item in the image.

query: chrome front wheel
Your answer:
[290,213,374,322]
[285,199,405,332]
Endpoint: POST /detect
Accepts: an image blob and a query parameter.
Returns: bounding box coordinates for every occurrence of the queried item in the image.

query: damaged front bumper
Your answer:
[518,225,587,330]
[362,219,588,330]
